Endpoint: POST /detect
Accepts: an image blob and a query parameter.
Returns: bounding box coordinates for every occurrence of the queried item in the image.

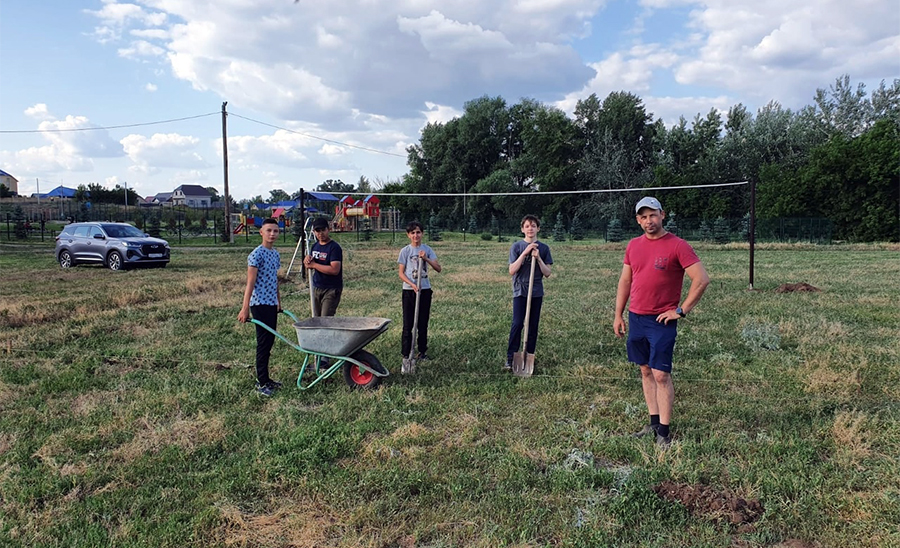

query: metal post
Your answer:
[749,179,756,290]
[222,102,233,243]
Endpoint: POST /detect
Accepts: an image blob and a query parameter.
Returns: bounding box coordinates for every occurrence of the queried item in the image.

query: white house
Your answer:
[171,185,211,208]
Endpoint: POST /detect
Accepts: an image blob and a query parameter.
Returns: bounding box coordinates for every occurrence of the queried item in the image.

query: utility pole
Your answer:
[36,178,40,207]
[222,101,233,243]
[124,181,128,214]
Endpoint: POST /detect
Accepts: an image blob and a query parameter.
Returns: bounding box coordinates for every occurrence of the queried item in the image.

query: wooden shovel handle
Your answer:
[521,253,537,349]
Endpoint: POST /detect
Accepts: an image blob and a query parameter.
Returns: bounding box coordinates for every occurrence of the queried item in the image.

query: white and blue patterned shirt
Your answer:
[247,245,280,306]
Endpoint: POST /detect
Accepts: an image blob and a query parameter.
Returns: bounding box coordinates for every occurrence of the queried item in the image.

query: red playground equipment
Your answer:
[332,195,381,231]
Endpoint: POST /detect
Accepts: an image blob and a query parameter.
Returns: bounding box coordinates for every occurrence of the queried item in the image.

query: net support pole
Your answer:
[749,178,756,290]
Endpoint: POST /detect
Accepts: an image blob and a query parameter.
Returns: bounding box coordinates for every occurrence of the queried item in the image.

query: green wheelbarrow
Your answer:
[250,310,391,390]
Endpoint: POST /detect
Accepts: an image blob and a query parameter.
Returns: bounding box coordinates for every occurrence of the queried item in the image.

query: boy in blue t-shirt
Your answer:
[304,217,343,316]
[505,214,553,370]
[238,218,283,396]
[397,221,441,361]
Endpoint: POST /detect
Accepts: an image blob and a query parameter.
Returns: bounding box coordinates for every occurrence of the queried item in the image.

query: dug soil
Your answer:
[653,480,764,530]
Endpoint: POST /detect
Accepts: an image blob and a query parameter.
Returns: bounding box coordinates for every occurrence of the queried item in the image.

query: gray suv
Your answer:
[55,222,170,270]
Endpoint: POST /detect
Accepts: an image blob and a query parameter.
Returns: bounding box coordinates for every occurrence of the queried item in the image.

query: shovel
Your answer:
[401,256,423,375]
[304,219,317,318]
[512,253,537,377]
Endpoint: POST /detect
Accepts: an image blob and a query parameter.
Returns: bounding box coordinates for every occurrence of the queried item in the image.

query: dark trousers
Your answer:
[251,305,278,384]
[313,287,342,317]
[401,288,432,357]
[507,296,543,358]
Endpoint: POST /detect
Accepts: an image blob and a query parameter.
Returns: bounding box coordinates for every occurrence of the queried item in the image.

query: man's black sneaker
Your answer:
[416,352,430,361]
[266,380,283,390]
[503,358,512,371]
[632,424,659,438]
[256,383,275,397]
[656,433,672,448]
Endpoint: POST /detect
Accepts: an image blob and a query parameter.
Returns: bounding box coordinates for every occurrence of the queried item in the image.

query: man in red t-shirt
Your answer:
[613,197,710,448]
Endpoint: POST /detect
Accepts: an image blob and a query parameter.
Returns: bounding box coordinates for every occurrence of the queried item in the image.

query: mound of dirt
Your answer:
[775,282,820,293]
[653,481,764,527]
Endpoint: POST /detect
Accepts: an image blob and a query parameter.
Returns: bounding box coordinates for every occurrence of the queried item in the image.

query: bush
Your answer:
[570,215,584,240]
[714,217,730,244]
[664,212,678,236]
[699,221,712,241]
[607,219,623,242]
[553,213,567,242]
[480,233,493,241]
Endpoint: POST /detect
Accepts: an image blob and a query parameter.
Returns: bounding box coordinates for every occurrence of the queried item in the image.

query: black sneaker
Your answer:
[416,352,430,361]
[266,380,283,390]
[632,424,659,438]
[656,433,672,448]
[503,358,512,371]
[256,383,275,397]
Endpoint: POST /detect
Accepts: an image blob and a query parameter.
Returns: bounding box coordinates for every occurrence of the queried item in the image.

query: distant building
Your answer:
[150,192,173,205]
[33,186,78,199]
[171,185,212,208]
[0,169,18,195]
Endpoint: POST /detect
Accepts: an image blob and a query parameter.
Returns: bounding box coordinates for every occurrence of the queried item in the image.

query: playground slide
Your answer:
[233,223,245,234]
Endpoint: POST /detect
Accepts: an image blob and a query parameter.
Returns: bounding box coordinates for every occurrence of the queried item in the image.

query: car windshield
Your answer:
[102,224,146,238]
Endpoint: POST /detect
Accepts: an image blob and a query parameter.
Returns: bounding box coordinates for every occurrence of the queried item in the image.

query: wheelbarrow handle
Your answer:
[249,316,303,352]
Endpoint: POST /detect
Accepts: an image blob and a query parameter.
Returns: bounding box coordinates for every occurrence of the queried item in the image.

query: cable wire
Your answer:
[228,113,407,158]
[0,112,220,134]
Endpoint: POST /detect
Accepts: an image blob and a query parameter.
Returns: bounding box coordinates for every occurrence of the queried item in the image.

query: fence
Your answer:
[1,197,834,244]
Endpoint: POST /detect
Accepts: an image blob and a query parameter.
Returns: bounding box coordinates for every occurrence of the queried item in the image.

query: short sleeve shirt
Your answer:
[311,240,343,290]
[398,244,438,290]
[247,245,280,306]
[624,232,699,315]
[509,240,553,298]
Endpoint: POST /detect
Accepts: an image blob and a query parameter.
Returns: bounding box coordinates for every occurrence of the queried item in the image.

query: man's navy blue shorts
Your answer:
[626,311,678,372]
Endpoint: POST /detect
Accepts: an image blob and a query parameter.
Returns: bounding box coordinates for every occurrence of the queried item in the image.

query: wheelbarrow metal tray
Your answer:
[293,317,391,357]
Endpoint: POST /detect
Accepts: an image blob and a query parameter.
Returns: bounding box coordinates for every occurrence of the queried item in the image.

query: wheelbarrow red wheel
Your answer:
[343,350,384,390]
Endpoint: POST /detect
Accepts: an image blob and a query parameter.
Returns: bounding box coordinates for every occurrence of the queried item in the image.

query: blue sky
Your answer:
[1,0,898,201]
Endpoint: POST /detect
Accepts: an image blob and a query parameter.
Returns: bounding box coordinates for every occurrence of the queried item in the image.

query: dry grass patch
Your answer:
[214,496,352,548]
[831,410,872,465]
[444,268,509,285]
[0,432,16,455]
[111,413,226,462]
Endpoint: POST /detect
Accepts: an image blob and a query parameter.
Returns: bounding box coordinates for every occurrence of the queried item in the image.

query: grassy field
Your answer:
[1,235,898,547]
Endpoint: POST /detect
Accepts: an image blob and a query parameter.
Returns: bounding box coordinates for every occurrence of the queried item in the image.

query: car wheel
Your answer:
[58,250,74,269]
[107,250,124,271]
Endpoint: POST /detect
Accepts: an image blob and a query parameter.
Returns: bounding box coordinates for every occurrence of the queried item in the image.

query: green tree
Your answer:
[552,212,566,242]
[269,189,291,203]
[317,179,355,194]
[570,215,584,241]
[0,183,10,198]
[606,218,623,242]
[714,217,730,244]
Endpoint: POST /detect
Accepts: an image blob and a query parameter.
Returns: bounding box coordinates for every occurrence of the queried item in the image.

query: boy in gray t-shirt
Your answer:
[505,214,552,370]
[397,221,441,360]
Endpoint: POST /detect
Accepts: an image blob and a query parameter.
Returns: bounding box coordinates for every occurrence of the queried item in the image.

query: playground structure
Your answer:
[235,193,400,234]
[332,195,380,232]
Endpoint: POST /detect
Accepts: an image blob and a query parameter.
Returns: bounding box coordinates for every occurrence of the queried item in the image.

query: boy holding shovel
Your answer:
[398,221,441,373]
[506,214,552,374]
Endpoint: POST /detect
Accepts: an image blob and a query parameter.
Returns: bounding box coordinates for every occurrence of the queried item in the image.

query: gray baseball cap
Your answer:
[635,196,662,213]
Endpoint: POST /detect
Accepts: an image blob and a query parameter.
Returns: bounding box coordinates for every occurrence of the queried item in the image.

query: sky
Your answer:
[1,0,898,202]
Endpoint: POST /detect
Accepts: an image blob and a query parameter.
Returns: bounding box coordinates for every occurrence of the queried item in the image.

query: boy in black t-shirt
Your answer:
[303,218,343,316]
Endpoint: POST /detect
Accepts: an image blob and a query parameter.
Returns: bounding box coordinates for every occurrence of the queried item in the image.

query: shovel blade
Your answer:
[523,353,535,377]
[401,357,416,375]
[511,351,525,376]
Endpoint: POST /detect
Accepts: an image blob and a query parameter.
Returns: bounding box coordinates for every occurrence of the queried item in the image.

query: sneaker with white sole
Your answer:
[656,434,672,448]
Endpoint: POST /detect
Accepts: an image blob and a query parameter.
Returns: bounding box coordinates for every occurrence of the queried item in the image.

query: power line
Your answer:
[0,112,220,134]
[364,181,749,197]
[228,112,407,158]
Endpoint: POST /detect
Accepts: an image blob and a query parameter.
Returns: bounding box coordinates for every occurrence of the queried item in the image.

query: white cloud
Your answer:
[24,104,54,121]
[145,83,158,92]
[121,133,207,171]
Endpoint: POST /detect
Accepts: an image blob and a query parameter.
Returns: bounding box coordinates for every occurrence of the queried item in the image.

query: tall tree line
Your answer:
[394,75,899,242]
